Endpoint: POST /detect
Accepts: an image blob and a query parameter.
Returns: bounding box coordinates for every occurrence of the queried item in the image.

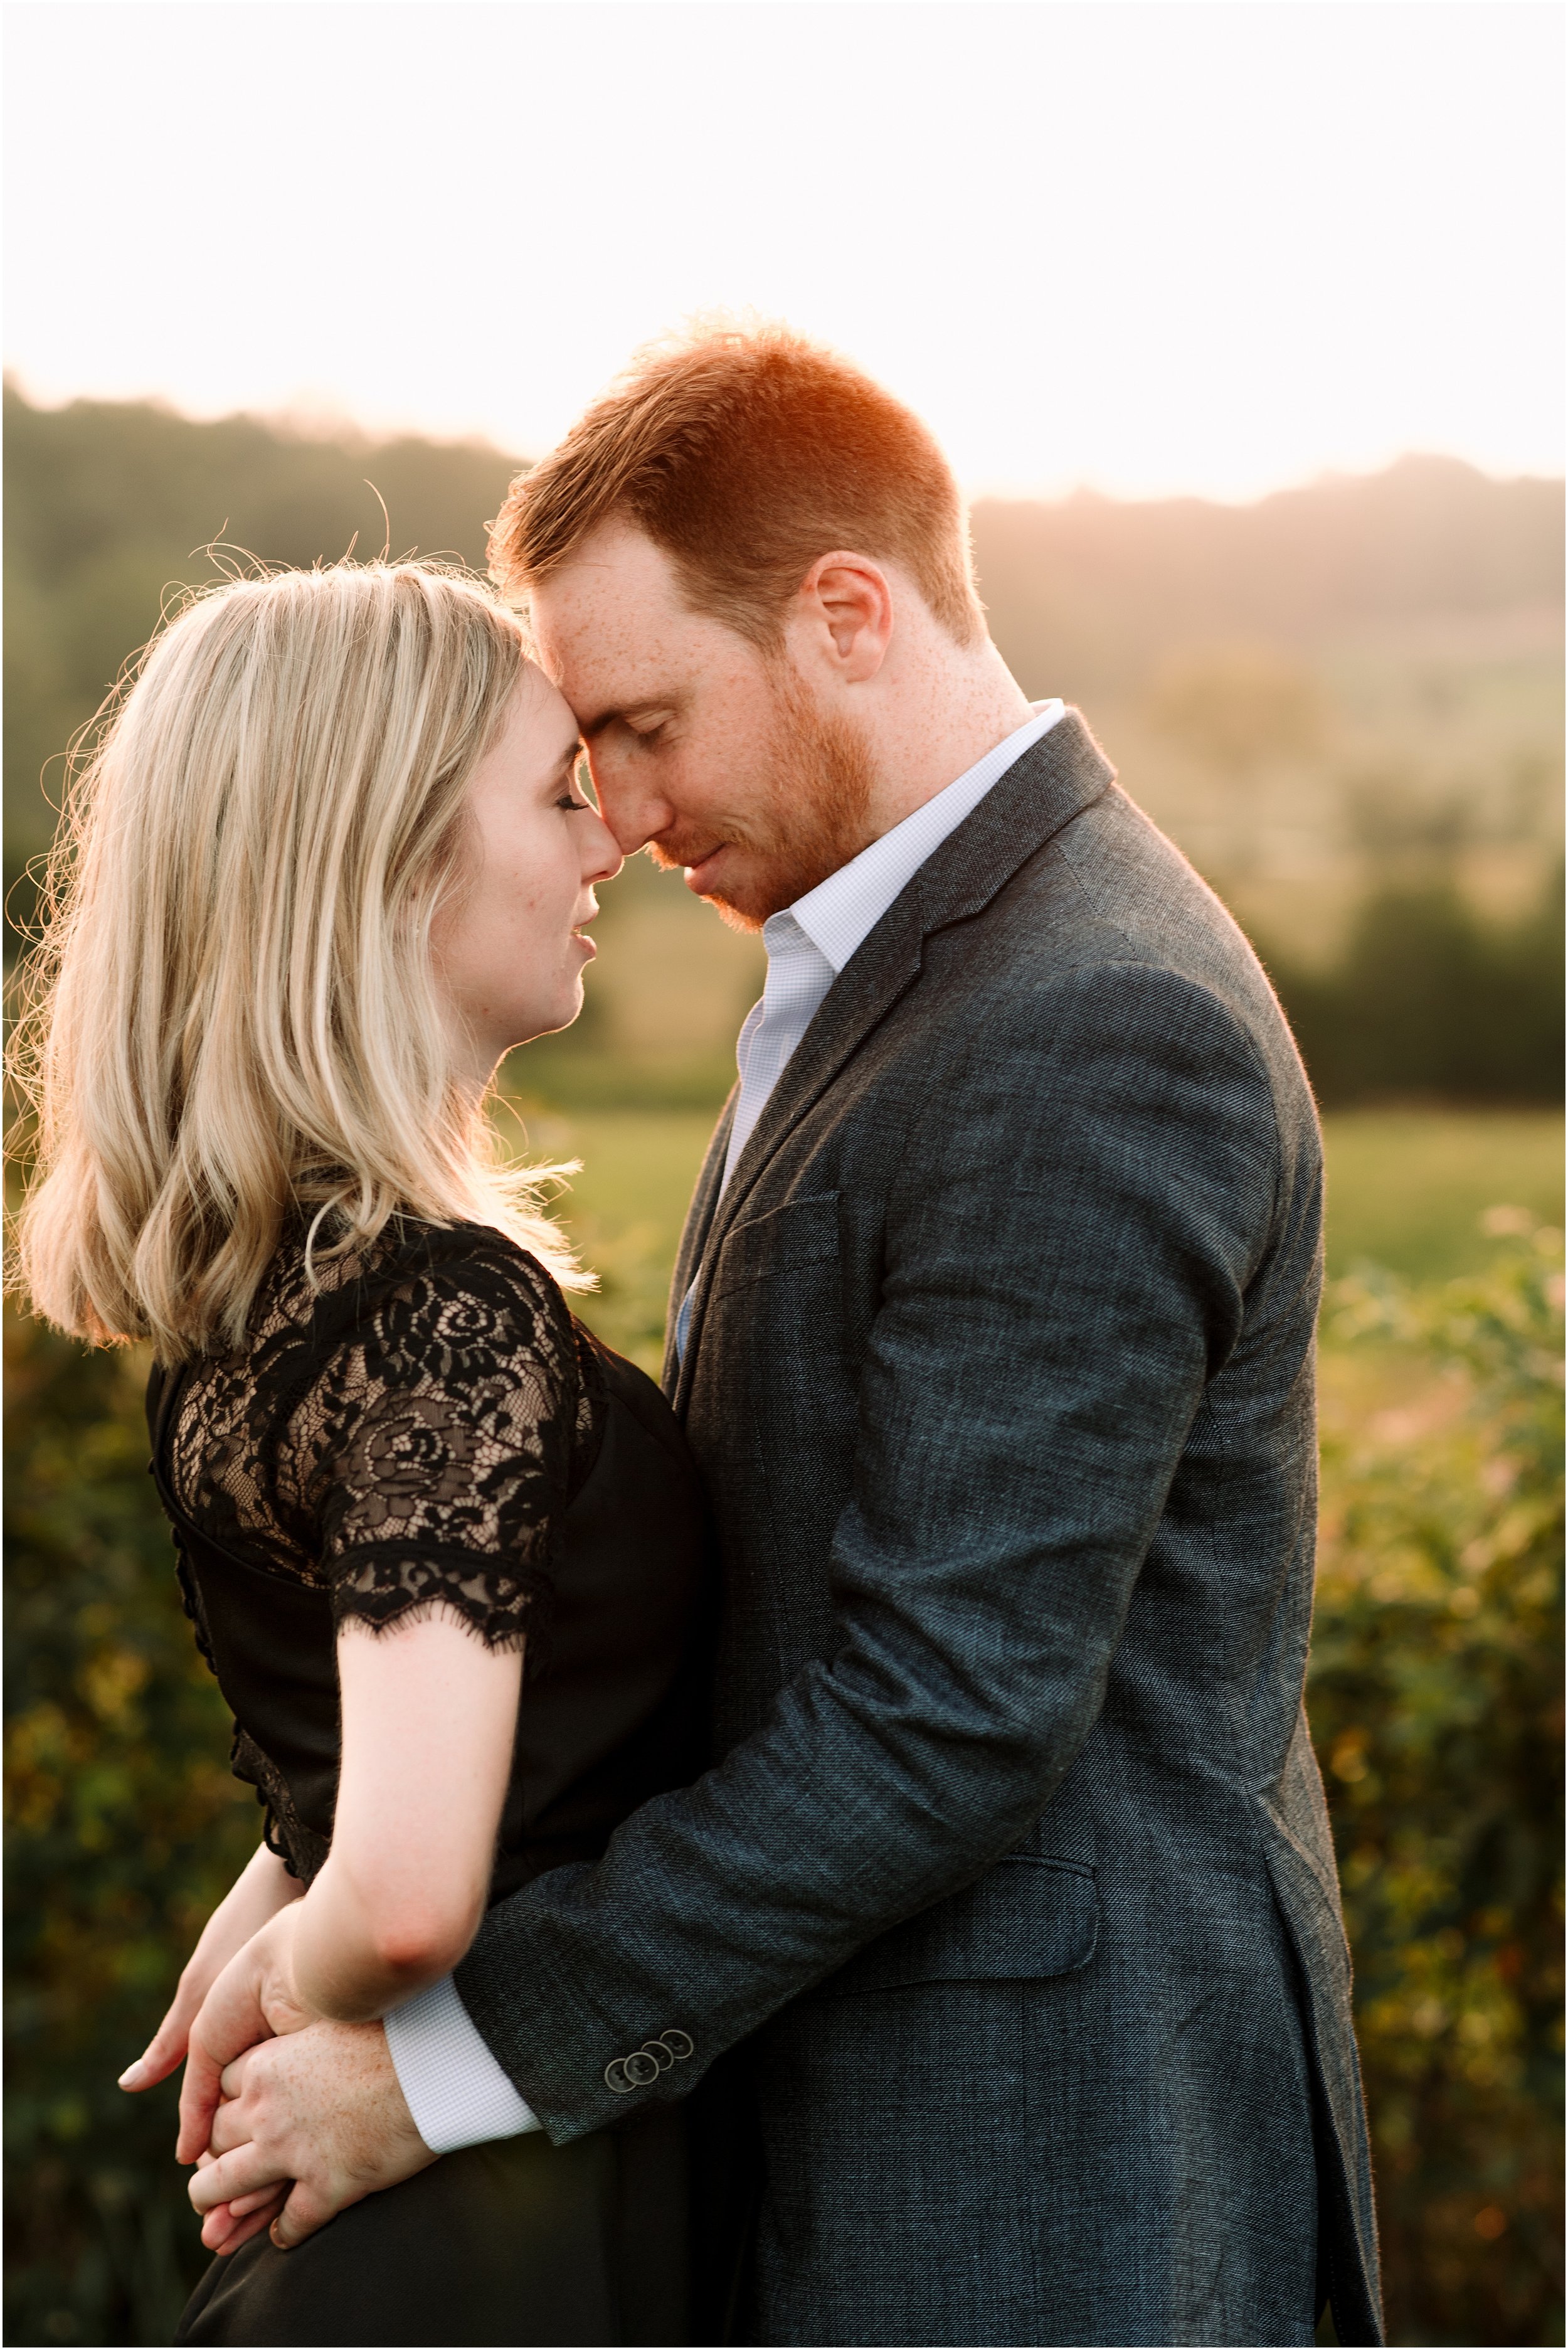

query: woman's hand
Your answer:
[119,1843,302,2097]
[178,1903,320,2167]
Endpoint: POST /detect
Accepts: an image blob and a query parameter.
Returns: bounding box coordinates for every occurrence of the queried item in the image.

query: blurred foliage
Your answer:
[975,455,1564,706]
[1147,643,1327,776]
[4,381,518,912]
[3,380,1562,2342]
[6,1181,1563,2342]
[7,383,1561,1114]
[1316,1112,1564,1285]
[1308,1221,1565,2345]
[4,1312,258,2346]
[1266,868,1564,1105]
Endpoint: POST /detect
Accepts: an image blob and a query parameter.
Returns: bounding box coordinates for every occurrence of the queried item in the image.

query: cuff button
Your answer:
[659,2029,694,2061]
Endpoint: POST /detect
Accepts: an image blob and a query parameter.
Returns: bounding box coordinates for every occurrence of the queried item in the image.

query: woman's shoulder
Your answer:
[218,1218,581,1425]
[164,1221,591,1574]
[281,1221,593,1525]
[315,1218,579,1376]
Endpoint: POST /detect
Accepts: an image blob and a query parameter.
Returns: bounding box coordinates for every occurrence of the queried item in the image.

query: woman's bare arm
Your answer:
[177,1611,521,2162]
[292,1613,523,2016]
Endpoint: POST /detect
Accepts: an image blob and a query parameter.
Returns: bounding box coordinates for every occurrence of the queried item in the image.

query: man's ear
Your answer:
[793,552,894,684]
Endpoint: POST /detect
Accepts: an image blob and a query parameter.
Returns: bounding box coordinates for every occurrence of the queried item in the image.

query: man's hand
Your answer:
[178,1905,318,2164]
[188,2019,437,2252]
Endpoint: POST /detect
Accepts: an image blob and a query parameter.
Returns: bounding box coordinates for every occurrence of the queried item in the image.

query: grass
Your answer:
[493,1099,1564,1374]
[1322,1110,1563,1281]
[1318,1109,1562,1448]
[494,1102,720,1371]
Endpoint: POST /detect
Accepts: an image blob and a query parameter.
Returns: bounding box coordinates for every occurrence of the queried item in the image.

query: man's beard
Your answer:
[649,661,877,933]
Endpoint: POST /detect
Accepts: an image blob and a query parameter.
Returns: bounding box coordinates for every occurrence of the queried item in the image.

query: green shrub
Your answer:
[1270,875,1565,1105]
[4,1229,1562,2343]
[4,1312,257,2346]
[1310,1223,1565,2345]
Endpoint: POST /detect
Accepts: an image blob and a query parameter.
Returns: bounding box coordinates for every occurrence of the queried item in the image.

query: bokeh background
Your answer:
[4,5,1562,2344]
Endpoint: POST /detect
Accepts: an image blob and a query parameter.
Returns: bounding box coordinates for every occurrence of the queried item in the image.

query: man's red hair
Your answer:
[488,322,985,648]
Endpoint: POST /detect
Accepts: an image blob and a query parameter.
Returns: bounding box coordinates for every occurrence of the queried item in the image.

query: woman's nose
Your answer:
[584,811,624,885]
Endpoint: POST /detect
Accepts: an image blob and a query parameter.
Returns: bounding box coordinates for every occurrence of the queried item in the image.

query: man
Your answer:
[192,326,1382,2346]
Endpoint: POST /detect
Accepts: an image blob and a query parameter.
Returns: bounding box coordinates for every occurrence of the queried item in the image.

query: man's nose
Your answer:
[590,761,673,858]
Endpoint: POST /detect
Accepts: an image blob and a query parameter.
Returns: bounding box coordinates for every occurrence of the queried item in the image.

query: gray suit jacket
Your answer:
[456,713,1382,2347]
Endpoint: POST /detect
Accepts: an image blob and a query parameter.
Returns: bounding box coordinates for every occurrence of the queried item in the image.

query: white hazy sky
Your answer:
[4,0,1563,500]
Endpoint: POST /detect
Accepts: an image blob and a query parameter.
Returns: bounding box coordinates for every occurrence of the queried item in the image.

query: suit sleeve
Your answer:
[453,963,1281,2139]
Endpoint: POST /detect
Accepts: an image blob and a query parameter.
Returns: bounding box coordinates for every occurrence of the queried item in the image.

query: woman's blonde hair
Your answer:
[9,560,583,1363]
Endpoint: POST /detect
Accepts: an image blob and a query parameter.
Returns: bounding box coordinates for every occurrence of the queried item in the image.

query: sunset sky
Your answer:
[5,1,1562,501]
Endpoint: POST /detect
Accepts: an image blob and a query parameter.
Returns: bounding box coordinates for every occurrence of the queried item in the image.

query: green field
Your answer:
[496,1100,1564,1368]
[4,1100,1556,2349]
[1322,1110,1563,1280]
[494,1101,719,1372]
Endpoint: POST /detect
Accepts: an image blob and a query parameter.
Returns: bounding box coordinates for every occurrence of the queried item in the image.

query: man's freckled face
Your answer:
[528,527,873,930]
[530,533,778,880]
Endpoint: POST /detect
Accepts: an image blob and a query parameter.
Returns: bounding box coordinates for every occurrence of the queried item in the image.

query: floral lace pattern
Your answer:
[168,1220,604,1658]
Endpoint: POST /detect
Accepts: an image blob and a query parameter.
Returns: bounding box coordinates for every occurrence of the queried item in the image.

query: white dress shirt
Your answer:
[384,698,1066,2155]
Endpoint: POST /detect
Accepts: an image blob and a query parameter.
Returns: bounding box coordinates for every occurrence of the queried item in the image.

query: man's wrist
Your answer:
[383,1974,542,2153]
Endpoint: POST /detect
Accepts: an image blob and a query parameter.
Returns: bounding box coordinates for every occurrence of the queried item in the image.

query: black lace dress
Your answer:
[146,1220,712,2348]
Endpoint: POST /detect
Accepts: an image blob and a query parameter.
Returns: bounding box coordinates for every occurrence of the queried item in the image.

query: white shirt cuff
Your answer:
[383,1973,542,2153]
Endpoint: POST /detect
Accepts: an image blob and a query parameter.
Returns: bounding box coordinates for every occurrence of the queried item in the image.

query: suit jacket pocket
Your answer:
[816,1856,1099,1998]
[710,1190,841,1294]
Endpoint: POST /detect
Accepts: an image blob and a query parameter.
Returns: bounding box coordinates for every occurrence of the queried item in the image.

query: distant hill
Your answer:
[6,385,1562,1015]
[4,384,519,879]
[975,457,1564,703]
[8,382,1560,840]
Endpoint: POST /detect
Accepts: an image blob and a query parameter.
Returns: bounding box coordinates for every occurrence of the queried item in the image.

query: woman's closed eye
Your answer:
[554,750,596,812]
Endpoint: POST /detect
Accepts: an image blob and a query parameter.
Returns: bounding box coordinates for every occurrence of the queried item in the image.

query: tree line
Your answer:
[6,383,1560,1105]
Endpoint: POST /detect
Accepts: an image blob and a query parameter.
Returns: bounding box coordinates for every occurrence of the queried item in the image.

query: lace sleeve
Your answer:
[299,1238,580,1655]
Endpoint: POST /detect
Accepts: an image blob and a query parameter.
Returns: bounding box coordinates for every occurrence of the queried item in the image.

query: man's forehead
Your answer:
[531,526,752,728]
[533,520,682,630]
[533,605,681,725]
[531,532,681,667]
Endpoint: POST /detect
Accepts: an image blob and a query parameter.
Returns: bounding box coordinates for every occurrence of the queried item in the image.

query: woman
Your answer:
[12,564,712,2345]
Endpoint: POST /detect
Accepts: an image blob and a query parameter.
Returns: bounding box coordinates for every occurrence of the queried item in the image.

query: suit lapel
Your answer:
[671,711,1115,1406]
[699,905,926,1265]
[660,1088,738,1395]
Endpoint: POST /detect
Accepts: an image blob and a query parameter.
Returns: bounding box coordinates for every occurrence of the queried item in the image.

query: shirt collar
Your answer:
[783,700,1066,976]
